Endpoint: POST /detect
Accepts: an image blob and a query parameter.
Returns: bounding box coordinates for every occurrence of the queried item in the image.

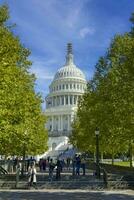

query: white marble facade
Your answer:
[45,43,87,153]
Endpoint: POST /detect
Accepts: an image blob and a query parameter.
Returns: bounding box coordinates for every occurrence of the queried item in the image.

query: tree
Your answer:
[0,4,48,157]
[71,13,134,166]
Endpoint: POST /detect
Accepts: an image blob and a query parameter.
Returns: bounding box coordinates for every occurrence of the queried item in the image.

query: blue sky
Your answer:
[0,0,134,106]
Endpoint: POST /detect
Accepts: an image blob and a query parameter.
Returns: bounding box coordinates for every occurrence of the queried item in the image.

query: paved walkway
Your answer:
[0,189,134,200]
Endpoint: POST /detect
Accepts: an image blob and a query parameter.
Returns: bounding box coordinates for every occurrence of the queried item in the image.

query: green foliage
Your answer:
[71,13,134,158]
[130,12,134,36]
[0,4,9,26]
[0,4,48,156]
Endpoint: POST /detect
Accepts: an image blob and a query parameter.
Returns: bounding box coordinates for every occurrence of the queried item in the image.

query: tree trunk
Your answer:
[129,140,133,168]
[21,147,26,176]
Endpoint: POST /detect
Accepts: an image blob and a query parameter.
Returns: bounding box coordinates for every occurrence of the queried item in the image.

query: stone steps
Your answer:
[0,180,104,190]
[0,172,132,190]
[0,179,130,190]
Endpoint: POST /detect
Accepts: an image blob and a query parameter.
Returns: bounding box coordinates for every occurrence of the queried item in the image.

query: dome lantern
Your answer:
[66,43,74,66]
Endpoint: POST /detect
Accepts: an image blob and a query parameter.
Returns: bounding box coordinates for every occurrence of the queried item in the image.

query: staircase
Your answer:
[0,169,131,190]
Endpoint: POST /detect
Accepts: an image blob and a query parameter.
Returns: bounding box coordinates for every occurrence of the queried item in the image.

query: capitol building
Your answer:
[45,43,87,157]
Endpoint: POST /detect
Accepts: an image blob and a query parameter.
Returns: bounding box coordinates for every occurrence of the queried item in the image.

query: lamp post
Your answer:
[95,127,100,178]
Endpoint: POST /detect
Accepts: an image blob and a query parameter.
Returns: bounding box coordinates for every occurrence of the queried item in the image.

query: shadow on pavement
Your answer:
[0,190,134,200]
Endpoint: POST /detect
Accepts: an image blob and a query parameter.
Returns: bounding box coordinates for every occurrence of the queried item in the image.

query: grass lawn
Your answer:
[102,161,131,167]
[113,161,130,167]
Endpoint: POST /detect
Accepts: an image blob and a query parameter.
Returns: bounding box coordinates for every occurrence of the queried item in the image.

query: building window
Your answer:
[70,96,72,104]
[74,84,76,89]
[49,125,52,131]
[62,84,64,89]
[53,98,55,106]
[70,84,72,89]
[62,96,64,105]
[66,84,68,89]
[59,85,61,90]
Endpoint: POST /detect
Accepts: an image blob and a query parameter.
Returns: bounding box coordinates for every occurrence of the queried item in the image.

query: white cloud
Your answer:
[79,27,95,38]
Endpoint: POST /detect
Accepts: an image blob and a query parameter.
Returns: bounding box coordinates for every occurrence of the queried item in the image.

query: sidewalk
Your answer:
[0,189,134,200]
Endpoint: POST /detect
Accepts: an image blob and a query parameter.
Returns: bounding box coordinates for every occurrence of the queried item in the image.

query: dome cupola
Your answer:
[53,43,86,81]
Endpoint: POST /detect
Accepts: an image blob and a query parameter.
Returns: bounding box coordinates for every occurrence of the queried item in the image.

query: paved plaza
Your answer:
[0,189,134,200]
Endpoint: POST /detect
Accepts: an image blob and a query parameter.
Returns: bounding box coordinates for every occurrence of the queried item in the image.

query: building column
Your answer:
[53,97,54,107]
[55,96,57,106]
[61,115,63,131]
[64,95,65,105]
[52,116,54,131]
[58,116,60,131]
[51,97,53,107]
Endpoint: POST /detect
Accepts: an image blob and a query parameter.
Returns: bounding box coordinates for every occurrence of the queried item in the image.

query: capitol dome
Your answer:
[45,43,87,157]
[54,65,86,81]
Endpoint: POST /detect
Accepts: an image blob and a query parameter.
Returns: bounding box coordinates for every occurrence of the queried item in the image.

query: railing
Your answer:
[48,130,72,137]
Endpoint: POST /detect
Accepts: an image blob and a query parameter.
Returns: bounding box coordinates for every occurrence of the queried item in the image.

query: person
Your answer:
[60,159,65,172]
[48,159,55,181]
[56,160,62,180]
[28,164,37,188]
[39,159,43,172]
[81,157,86,175]
[76,155,81,175]
[27,157,34,172]
[42,159,46,171]
[66,157,71,170]
[13,157,18,172]
[102,168,108,188]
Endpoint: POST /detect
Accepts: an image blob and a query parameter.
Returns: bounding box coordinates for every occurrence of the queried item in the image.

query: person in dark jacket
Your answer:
[56,160,62,180]
[48,159,55,181]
